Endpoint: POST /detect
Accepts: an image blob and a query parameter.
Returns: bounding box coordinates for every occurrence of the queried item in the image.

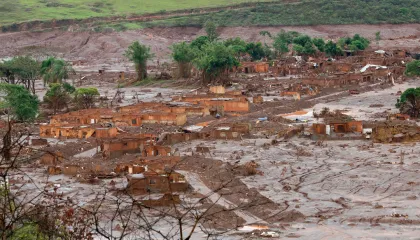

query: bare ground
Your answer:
[1,24,420,68]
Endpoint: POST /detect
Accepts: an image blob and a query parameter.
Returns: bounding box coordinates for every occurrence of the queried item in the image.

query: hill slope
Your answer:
[0,0,269,25]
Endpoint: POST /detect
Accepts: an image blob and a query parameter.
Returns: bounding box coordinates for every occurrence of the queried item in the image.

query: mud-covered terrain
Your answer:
[1,24,420,68]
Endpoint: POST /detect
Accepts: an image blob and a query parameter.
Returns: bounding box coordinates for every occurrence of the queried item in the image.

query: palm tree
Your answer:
[124,41,154,81]
[40,57,75,85]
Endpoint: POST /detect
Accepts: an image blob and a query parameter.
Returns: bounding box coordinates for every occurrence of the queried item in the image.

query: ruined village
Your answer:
[1,14,420,240]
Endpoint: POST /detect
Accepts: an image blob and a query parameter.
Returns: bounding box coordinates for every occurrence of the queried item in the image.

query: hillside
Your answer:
[0,0,269,25]
[2,0,420,32]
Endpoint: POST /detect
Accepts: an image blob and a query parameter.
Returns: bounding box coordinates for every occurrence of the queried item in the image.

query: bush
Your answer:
[405,60,420,77]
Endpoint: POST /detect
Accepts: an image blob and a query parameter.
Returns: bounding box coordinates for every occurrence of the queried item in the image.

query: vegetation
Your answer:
[138,0,420,29]
[0,0,269,25]
[194,42,239,84]
[40,57,75,85]
[171,42,197,78]
[0,56,40,94]
[325,41,343,57]
[4,0,420,31]
[74,87,100,109]
[204,21,219,42]
[0,83,39,121]
[396,88,420,118]
[43,83,75,114]
[404,60,420,77]
[124,41,155,81]
[338,34,370,51]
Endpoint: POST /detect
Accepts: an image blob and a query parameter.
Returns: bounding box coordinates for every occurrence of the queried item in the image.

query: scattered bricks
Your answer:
[126,171,188,195]
[31,138,48,146]
[253,96,264,104]
[209,86,226,94]
[39,151,64,165]
[141,194,181,207]
[62,165,81,176]
[47,166,62,175]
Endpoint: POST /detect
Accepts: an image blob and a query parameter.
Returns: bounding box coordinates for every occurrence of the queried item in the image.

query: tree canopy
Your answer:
[396,87,420,118]
[204,21,219,42]
[338,34,370,51]
[40,57,74,85]
[193,42,239,83]
[404,60,420,77]
[74,87,100,109]
[0,56,40,94]
[124,41,154,81]
[43,83,74,114]
[0,83,39,121]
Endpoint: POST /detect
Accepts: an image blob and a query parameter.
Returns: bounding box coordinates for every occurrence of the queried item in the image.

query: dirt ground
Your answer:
[2,24,420,69]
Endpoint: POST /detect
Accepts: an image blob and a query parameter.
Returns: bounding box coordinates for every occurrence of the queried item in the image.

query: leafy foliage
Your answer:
[325,40,343,57]
[193,42,239,83]
[43,83,74,114]
[190,36,210,50]
[40,57,74,85]
[124,41,154,81]
[204,21,219,42]
[404,60,420,77]
[171,42,197,78]
[0,83,39,121]
[313,38,326,52]
[74,87,100,109]
[338,34,370,51]
[396,88,420,118]
[142,0,420,28]
[0,56,40,94]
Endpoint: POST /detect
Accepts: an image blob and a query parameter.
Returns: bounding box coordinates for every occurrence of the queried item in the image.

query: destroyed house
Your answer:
[143,145,172,157]
[312,121,363,135]
[127,171,188,194]
[115,156,181,175]
[50,109,114,125]
[39,151,64,165]
[140,112,187,126]
[100,138,153,158]
[372,123,420,143]
[302,72,374,87]
[237,62,269,73]
[40,124,118,139]
[119,102,210,117]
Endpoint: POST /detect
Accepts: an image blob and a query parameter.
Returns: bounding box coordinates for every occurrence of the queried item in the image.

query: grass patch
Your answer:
[0,0,270,25]
[142,0,420,27]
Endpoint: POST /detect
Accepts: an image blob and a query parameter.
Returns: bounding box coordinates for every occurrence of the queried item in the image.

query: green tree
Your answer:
[272,30,295,56]
[74,87,100,109]
[190,36,210,50]
[303,41,316,55]
[259,30,272,44]
[375,31,381,42]
[224,37,247,59]
[245,42,267,61]
[396,87,420,118]
[171,42,197,78]
[292,35,312,47]
[40,57,74,85]
[193,42,239,84]
[325,40,343,57]
[43,83,74,114]
[338,34,370,51]
[404,60,420,77]
[293,44,305,55]
[0,84,39,121]
[0,56,40,94]
[204,21,219,42]
[124,41,154,81]
[313,38,326,52]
